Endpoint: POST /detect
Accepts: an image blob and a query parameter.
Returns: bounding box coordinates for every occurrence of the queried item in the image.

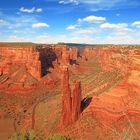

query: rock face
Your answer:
[82,46,133,73]
[61,66,81,127]
[62,49,71,65]
[0,44,79,93]
[0,45,78,80]
[81,46,140,128]
[0,47,41,80]
[61,66,72,126]
[37,47,57,76]
[61,47,78,65]
[71,80,82,123]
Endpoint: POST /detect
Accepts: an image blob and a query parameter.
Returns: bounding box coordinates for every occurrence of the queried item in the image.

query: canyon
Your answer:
[0,43,140,140]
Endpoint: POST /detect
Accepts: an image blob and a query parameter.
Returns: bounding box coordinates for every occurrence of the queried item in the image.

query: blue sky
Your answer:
[0,0,140,44]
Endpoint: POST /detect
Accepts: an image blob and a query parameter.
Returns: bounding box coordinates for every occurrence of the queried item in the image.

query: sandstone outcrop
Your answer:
[0,44,79,94]
[82,46,133,73]
[61,66,72,126]
[61,47,78,65]
[0,47,41,80]
[62,49,70,65]
[0,44,78,79]
[61,66,82,127]
[81,47,140,128]
[71,80,82,123]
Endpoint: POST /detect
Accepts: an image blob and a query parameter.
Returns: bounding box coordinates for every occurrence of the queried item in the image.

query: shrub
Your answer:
[9,130,37,140]
[47,134,71,140]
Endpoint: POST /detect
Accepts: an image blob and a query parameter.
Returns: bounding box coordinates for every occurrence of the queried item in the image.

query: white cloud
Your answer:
[59,0,79,5]
[132,21,140,28]
[32,23,50,28]
[100,23,132,36]
[78,15,106,23]
[100,22,128,29]
[36,8,43,12]
[19,7,43,13]
[20,7,35,13]
[66,25,77,30]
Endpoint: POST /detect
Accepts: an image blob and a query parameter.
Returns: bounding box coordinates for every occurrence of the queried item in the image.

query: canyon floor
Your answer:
[0,43,140,140]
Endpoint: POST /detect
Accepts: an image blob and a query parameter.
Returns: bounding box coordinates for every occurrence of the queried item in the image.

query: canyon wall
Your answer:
[0,46,41,80]
[82,46,140,128]
[0,45,78,80]
[82,46,133,74]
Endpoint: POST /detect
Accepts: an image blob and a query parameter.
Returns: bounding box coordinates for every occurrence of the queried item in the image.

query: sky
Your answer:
[0,0,140,44]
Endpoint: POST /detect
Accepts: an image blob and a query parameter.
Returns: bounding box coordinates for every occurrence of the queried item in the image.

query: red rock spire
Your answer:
[72,80,82,123]
[61,66,82,127]
[61,66,72,127]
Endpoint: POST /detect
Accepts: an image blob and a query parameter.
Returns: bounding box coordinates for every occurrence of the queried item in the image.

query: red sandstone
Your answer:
[71,80,82,123]
[61,66,72,127]
[61,66,82,127]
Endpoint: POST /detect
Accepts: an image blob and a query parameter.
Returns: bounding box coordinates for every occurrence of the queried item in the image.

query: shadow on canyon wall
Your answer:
[36,46,57,77]
[81,96,92,112]
[36,46,80,77]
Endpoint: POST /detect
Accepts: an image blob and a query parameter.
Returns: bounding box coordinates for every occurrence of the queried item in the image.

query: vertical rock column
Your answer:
[71,80,82,123]
[61,66,82,127]
[62,51,70,65]
[61,66,72,127]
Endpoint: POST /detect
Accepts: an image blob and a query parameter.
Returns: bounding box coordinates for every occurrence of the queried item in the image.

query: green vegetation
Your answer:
[9,130,37,140]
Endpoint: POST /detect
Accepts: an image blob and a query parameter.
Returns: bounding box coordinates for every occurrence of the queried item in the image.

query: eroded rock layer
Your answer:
[0,44,78,93]
[0,47,41,80]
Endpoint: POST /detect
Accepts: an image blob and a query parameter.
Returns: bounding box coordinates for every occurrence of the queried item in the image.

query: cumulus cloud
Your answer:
[100,22,128,29]
[100,22,132,36]
[66,25,77,30]
[32,23,50,28]
[78,15,106,23]
[132,21,140,28]
[19,7,43,13]
[36,8,43,12]
[20,7,35,13]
